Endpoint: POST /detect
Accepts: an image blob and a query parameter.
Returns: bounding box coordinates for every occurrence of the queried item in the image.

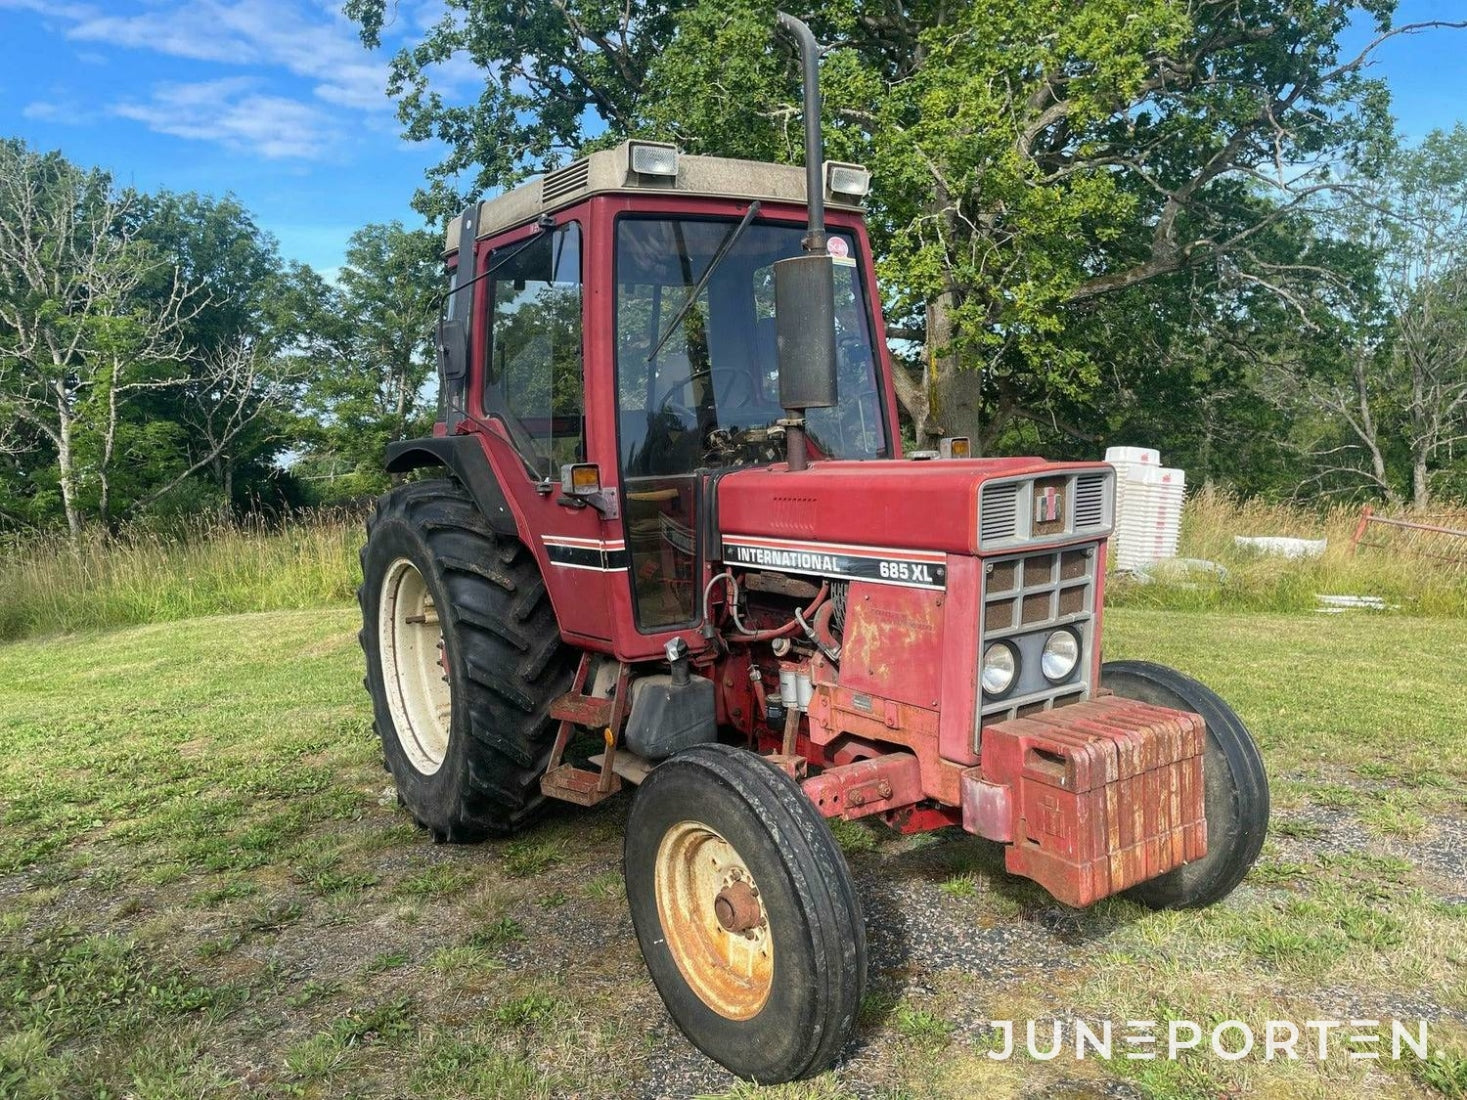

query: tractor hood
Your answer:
[715,457,1114,560]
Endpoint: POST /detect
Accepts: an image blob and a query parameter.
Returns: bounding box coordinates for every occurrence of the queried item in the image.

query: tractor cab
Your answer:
[427,139,904,657]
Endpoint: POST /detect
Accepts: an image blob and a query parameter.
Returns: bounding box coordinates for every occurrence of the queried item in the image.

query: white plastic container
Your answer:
[1104,446,1160,467]
[1105,447,1161,554]
[1110,460,1185,571]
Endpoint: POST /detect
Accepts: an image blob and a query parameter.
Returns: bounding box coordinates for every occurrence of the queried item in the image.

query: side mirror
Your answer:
[436,317,468,382]
[773,254,838,410]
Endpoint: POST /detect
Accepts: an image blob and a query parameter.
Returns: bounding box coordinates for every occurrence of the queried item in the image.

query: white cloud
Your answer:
[66,0,392,113]
[20,97,94,124]
[7,1,481,160]
[112,78,333,160]
[21,101,64,121]
[0,0,94,18]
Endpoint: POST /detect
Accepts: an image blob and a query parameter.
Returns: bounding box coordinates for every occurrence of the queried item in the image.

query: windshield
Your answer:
[614,216,888,477]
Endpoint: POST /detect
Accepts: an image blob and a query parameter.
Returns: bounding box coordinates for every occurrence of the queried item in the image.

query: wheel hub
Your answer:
[653,821,773,1020]
[378,558,453,775]
[713,880,762,934]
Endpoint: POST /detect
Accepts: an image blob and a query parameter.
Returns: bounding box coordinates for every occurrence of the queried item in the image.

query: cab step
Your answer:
[548,692,615,730]
[540,764,622,806]
[539,655,632,807]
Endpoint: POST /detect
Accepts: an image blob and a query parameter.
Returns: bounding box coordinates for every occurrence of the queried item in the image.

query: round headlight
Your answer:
[1041,629,1081,682]
[981,642,1017,696]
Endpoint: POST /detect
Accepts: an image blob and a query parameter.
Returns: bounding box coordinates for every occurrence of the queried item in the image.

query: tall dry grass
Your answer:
[1,490,1463,643]
[0,511,364,642]
[1107,487,1467,617]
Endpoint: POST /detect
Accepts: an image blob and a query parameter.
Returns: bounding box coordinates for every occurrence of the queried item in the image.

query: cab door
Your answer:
[471,216,616,647]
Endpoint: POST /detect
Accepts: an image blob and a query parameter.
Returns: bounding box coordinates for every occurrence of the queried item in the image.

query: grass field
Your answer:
[0,606,1462,1098]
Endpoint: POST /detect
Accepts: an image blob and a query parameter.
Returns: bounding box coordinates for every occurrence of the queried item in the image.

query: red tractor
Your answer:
[359,13,1268,1085]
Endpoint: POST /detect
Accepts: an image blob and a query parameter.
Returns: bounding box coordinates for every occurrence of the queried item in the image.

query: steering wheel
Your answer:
[652,384,698,431]
[710,367,759,413]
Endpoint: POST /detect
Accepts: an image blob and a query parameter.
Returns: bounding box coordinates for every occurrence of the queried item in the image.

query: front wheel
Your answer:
[624,745,866,1084]
[1102,660,1269,909]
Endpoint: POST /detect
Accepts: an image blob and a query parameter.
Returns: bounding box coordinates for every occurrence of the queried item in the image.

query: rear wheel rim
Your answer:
[378,557,452,775]
[654,821,773,1021]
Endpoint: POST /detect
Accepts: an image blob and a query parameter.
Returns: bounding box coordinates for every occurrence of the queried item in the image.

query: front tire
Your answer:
[359,478,575,840]
[624,745,866,1084]
[1102,660,1269,909]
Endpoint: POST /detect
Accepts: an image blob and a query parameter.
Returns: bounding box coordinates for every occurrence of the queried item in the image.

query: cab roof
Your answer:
[443,140,867,256]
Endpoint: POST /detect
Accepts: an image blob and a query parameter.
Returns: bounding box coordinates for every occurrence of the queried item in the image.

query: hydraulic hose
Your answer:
[704,571,829,643]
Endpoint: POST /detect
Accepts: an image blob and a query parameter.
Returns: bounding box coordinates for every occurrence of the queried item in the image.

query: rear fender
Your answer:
[384,435,519,538]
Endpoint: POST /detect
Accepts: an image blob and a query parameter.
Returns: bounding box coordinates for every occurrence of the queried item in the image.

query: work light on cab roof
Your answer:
[356,10,1269,1087]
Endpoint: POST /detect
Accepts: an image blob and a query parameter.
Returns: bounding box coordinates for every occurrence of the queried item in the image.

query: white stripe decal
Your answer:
[542,536,625,549]
[724,534,945,564]
[541,536,629,572]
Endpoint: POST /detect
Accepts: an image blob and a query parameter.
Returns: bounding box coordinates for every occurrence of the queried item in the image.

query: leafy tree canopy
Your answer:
[347,0,1463,474]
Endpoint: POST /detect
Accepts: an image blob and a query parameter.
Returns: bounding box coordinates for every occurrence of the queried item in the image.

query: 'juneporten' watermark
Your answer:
[985,1019,1436,1062]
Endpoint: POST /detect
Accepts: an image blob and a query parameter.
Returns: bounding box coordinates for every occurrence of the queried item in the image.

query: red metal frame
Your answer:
[1351,505,1467,564]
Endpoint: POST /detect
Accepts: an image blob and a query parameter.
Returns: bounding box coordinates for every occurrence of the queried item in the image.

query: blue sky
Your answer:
[1,0,1465,278]
[0,0,466,276]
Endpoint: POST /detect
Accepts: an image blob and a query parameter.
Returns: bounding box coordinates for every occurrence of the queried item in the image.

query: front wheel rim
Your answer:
[378,557,452,775]
[654,821,774,1021]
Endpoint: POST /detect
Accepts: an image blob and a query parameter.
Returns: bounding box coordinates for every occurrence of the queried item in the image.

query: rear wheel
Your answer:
[1102,660,1269,909]
[359,477,575,840]
[624,745,866,1084]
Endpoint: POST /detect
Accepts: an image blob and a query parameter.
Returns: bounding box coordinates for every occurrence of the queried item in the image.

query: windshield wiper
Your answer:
[646,201,762,364]
[436,213,557,318]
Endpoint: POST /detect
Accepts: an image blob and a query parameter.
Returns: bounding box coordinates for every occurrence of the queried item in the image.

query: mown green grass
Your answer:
[0,607,1461,1097]
[1104,609,1467,785]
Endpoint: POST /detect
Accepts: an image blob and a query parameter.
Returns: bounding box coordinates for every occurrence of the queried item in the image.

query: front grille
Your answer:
[1074,473,1106,530]
[980,482,1020,543]
[978,543,1099,738]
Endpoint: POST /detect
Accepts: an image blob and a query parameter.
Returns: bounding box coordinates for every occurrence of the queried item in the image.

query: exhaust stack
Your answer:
[773,12,838,472]
[777,11,826,258]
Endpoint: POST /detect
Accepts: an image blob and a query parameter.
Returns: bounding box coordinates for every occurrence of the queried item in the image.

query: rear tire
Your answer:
[1102,660,1269,909]
[359,477,575,840]
[624,745,866,1084]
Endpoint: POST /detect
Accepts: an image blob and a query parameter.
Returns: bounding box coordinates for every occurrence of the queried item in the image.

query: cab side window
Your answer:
[484,222,584,478]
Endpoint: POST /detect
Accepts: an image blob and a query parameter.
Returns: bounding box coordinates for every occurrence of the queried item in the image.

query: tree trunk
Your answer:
[1410,353,1431,509]
[55,397,82,545]
[1352,355,1392,497]
[99,371,119,531]
[394,362,409,441]
[918,291,987,449]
